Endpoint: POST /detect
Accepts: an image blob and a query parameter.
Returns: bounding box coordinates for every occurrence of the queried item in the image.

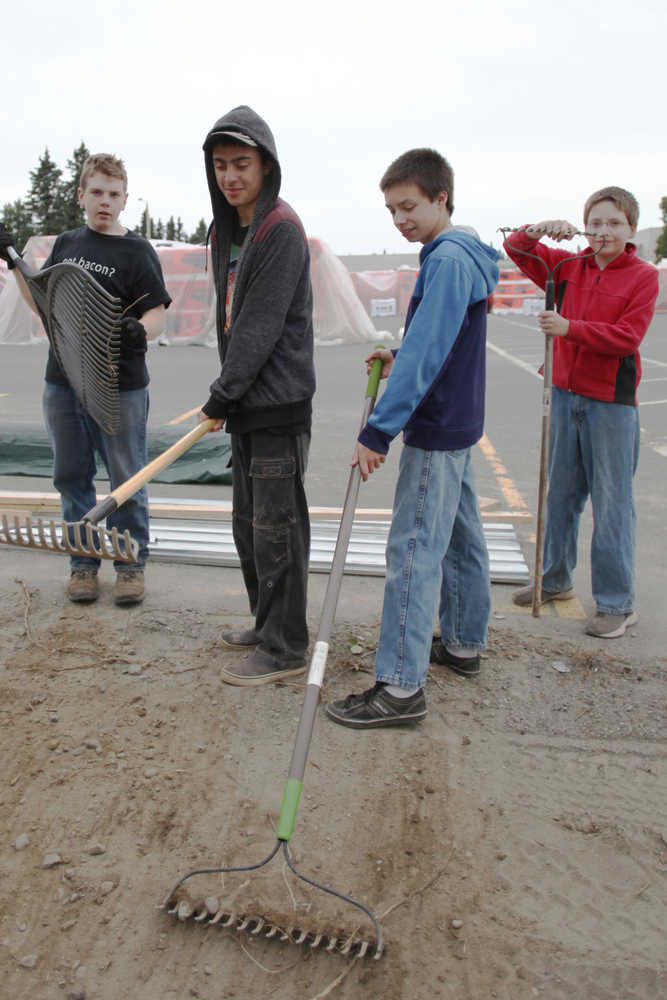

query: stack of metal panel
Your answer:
[148,516,530,583]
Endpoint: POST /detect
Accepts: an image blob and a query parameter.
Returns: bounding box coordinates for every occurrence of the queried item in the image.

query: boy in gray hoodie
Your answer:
[198,105,315,686]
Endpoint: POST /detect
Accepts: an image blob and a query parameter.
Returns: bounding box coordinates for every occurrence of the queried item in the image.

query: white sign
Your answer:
[371,298,397,317]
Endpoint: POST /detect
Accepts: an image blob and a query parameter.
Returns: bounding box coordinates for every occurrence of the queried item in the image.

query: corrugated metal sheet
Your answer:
[148,517,530,583]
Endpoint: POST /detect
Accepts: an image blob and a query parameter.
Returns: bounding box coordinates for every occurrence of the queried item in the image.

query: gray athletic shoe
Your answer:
[220,648,306,686]
[220,628,259,649]
[512,584,575,607]
[584,611,638,638]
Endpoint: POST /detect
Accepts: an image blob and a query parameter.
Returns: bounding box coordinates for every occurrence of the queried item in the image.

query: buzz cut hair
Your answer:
[380,148,454,215]
[79,153,128,191]
[584,186,639,229]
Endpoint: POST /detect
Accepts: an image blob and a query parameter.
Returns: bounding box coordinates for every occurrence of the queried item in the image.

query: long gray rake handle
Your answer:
[276,352,384,843]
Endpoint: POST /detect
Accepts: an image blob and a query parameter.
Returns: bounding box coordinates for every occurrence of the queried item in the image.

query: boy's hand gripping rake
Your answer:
[163,356,386,960]
[6,243,123,435]
[499,229,605,615]
[0,420,216,563]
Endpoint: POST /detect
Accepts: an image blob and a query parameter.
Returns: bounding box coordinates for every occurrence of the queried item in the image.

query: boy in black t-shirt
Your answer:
[0,154,171,605]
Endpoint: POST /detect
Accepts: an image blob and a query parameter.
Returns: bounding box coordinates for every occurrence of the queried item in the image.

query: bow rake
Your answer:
[163,356,386,960]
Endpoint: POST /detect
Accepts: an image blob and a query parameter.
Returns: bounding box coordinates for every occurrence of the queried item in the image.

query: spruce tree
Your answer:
[655,196,667,263]
[60,142,90,230]
[1,199,35,252]
[27,148,63,235]
[188,218,208,244]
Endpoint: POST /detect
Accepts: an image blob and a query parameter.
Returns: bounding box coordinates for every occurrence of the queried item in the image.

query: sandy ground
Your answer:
[1,558,665,1000]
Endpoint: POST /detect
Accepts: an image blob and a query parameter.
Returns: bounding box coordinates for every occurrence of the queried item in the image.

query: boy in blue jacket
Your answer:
[326,148,499,729]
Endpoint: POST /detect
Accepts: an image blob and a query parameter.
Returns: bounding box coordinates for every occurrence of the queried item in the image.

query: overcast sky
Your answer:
[3,0,664,255]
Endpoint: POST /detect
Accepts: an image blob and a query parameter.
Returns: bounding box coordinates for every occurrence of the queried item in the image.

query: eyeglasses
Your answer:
[586,219,628,232]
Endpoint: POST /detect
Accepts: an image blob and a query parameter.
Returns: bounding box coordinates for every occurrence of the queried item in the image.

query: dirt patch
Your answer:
[0,578,665,999]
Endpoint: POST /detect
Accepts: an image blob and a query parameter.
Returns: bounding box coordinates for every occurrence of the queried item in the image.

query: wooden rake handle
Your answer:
[83,419,217,525]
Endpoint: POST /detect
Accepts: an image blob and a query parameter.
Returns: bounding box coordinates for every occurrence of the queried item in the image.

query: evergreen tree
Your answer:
[155,218,164,239]
[140,207,154,239]
[188,218,208,244]
[166,216,176,241]
[1,199,35,252]
[60,141,90,230]
[655,196,667,263]
[27,148,63,235]
[175,217,185,242]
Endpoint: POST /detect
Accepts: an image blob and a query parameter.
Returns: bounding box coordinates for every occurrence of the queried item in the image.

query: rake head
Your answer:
[12,252,123,435]
[164,890,379,959]
[0,512,138,563]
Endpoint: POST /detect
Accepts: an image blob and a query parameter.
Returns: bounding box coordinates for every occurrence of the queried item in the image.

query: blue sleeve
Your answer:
[359,255,473,452]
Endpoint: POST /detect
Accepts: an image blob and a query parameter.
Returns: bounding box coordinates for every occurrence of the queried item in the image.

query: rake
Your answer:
[499,228,605,615]
[6,243,123,434]
[0,420,216,563]
[164,355,386,960]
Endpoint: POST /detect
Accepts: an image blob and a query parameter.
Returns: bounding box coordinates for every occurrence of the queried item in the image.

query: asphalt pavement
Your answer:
[1,312,665,660]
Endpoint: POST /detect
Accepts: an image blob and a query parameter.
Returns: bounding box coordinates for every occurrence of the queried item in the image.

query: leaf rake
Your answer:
[6,243,122,435]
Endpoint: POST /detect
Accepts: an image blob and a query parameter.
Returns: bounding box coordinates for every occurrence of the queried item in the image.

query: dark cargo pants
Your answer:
[231,429,310,663]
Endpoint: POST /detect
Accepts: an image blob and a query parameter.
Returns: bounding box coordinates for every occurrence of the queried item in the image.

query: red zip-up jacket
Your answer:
[505,232,659,406]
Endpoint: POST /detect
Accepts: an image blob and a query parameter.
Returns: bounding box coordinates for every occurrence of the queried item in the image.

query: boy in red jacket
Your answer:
[505,186,659,638]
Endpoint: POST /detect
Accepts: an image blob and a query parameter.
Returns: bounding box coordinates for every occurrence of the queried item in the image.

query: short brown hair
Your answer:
[584,186,639,229]
[79,153,128,191]
[380,148,455,215]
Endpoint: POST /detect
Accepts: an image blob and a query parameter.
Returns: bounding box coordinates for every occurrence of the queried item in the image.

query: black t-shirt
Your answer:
[43,226,171,390]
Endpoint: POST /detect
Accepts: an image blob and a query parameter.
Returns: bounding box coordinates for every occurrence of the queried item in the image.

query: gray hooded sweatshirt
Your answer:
[202,105,315,433]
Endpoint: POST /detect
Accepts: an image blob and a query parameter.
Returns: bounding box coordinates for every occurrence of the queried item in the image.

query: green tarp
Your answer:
[0,423,232,485]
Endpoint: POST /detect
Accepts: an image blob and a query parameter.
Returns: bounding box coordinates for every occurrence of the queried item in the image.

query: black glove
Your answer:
[119,316,148,354]
[0,222,19,269]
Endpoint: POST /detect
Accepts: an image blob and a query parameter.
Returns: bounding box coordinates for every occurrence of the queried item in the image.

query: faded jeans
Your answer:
[42,381,149,572]
[375,444,490,692]
[231,429,310,663]
[543,386,640,614]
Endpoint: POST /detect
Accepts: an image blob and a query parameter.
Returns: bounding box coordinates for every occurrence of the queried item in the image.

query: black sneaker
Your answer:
[325,682,426,729]
[430,638,480,677]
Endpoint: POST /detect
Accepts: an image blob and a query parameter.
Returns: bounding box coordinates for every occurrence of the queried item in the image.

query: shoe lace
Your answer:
[342,682,385,709]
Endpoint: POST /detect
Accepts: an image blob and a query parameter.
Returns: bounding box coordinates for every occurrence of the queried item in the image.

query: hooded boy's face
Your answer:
[211,143,271,226]
[384,182,450,245]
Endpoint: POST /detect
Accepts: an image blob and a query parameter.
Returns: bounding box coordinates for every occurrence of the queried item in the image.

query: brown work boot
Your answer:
[67,569,99,603]
[113,570,145,606]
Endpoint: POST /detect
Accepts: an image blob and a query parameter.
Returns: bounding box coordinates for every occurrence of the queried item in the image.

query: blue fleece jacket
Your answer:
[359,229,499,454]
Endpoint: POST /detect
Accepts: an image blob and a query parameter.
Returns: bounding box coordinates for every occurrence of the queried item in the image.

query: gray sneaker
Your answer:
[220,627,259,649]
[585,611,638,638]
[220,648,306,686]
[512,584,575,607]
[67,569,99,603]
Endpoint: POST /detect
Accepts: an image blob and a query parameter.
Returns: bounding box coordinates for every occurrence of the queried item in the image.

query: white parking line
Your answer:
[487,340,541,379]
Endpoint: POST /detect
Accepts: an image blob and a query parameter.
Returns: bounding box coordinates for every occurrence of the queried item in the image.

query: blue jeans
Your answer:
[543,387,639,614]
[42,381,150,572]
[375,444,490,692]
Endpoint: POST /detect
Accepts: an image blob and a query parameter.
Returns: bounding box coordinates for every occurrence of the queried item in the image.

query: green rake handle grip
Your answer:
[276,349,385,843]
[83,419,217,525]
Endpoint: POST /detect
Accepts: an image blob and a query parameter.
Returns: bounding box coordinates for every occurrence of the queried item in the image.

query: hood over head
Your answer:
[203,105,281,233]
